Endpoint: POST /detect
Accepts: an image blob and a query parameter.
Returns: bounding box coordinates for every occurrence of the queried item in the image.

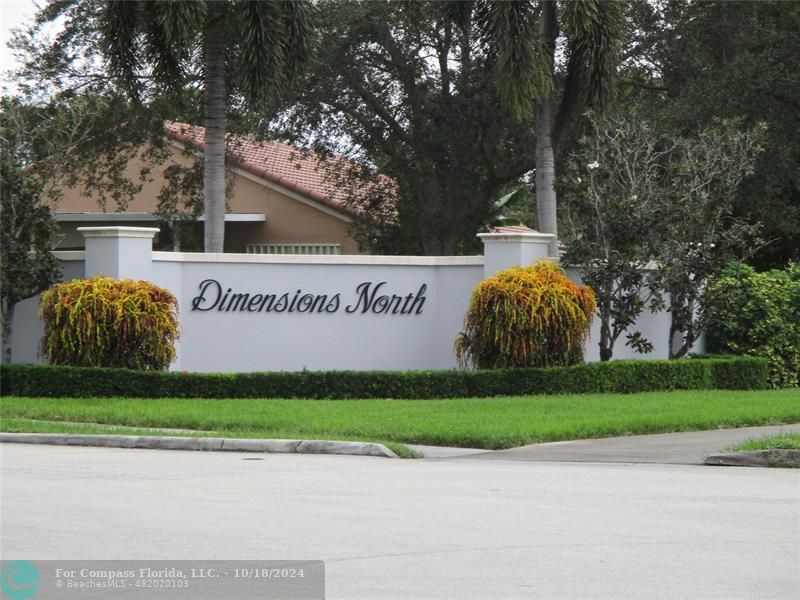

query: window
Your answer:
[245,244,341,255]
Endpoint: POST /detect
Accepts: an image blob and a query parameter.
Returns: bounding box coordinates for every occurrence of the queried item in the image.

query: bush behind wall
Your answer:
[705,263,800,387]
[1,357,768,399]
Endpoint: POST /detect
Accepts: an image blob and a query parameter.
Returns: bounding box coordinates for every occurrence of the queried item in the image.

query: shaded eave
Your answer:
[55,212,266,223]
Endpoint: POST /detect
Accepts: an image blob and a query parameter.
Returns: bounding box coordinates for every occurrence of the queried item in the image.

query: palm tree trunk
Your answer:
[536,0,559,257]
[203,19,227,254]
[536,98,558,257]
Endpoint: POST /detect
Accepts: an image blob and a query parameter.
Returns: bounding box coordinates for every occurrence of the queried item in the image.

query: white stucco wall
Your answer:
[563,266,675,362]
[10,254,86,364]
[8,230,687,372]
[149,253,484,372]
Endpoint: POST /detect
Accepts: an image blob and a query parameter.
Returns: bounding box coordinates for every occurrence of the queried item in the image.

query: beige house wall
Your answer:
[54,142,363,254]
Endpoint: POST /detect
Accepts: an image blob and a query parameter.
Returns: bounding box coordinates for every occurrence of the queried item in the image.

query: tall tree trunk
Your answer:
[599,315,613,361]
[536,0,559,257]
[669,303,694,360]
[203,19,227,254]
[1,300,15,364]
[536,98,558,257]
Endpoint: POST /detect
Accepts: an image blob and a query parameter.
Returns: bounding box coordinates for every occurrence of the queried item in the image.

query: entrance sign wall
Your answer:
[9,228,678,372]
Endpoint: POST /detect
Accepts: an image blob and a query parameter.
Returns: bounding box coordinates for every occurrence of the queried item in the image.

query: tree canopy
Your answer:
[478,0,626,255]
[0,94,155,362]
[617,0,800,269]
[12,0,315,253]
[280,0,539,255]
[560,111,765,361]
[6,0,798,267]
[97,0,315,252]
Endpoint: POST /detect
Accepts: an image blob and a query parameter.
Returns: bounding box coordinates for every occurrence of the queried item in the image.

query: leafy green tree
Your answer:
[478,0,626,255]
[705,263,800,388]
[99,0,314,253]
[561,112,764,361]
[19,0,315,253]
[0,100,61,362]
[652,121,765,358]
[8,2,198,218]
[1,95,153,362]
[633,0,800,269]
[560,112,666,361]
[281,0,538,255]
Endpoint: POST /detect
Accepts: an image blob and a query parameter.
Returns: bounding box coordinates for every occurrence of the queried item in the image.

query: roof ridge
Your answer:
[163,121,397,224]
[166,120,321,161]
[164,122,348,214]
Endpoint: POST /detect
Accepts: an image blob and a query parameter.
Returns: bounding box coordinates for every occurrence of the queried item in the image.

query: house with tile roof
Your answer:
[53,122,394,254]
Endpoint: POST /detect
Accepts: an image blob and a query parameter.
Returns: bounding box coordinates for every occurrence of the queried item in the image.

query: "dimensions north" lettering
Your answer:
[190,279,427,316]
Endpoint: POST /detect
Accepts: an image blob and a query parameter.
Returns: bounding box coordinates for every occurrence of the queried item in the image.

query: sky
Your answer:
[1,0,40,89]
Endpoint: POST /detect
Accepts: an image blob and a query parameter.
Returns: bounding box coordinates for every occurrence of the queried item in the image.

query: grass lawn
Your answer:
[2,388,799,450]
[727,432,800,452]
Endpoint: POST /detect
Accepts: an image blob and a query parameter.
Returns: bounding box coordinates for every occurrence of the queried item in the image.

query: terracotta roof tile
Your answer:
[164,122,395,220]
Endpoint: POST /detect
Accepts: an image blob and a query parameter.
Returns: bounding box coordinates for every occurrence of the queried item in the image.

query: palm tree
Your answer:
[98,0,315,253]
[478,0,625,255]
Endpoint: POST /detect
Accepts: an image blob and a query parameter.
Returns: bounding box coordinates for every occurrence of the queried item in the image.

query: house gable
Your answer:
[52,127,366,254]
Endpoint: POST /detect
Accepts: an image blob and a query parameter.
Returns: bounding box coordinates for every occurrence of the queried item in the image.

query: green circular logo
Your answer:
[1,561,40,600]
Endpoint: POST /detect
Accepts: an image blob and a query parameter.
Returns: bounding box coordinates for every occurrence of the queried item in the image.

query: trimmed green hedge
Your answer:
[0,357,768,399]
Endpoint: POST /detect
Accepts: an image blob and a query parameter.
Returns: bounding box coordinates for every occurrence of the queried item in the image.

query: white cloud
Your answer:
[1,0,40,91]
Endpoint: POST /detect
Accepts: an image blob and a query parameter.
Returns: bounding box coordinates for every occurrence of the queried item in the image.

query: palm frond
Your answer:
[475,0,552,120]
[154,0,208,45]
[236,0,287,104]
[438,0,475,31]
[98,0,142,100]
[141,1,199,93]
[235,0,315,105]
[280,0,316,82]
[561,0,625,108]
[98,0,207,102]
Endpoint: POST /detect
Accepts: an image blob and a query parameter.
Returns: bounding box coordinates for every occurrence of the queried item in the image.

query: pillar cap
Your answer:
[77,226,160,239]
[478,231,556,243]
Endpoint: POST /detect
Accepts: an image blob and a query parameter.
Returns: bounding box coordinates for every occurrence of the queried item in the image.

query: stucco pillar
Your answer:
[478,231,557,278]
[78,226,160,281]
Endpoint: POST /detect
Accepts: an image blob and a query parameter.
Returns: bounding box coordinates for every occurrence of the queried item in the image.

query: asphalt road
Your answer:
[2,443,798,599]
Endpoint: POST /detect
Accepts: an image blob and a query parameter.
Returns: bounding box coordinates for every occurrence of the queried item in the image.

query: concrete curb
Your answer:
[705,449,800,468]
[0,433,397,458]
